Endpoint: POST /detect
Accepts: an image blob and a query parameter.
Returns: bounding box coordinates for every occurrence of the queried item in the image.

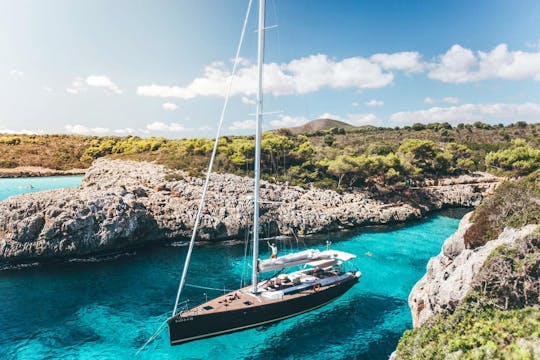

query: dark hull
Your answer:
[167,276,358,345]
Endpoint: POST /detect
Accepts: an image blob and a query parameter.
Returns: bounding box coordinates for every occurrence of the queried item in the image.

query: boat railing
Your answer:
[177,300,191,314]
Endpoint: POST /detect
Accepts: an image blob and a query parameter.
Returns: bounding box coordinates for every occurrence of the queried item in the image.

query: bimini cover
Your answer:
[258,249,322,273]
[319,249,356,262]
[306,259,338,268]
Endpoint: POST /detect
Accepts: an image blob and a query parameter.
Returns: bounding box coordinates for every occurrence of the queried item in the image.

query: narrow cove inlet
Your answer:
[0,176,467,360]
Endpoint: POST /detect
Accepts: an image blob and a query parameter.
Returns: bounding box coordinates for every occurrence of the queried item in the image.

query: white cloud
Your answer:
[146,121,190,132]
[429,43,540,83]
[344,113,378,126]
[86,75,122,94]
[424,96,459,104]
[228,120,256,131]
[64,124,136,135]
[443,97,459,104]
[428,44,477,83]
[199,125,211,131]
[0,128,43,135]
[390,102,540,124]
[351,102,359,107]
[241,96,256,105]
[318,112,342,120]
[65,124,110,134]
[66,77,85,94]
[136,44,540,101]
[113,128,135,134]
[8,69,24,77]
[43,86,53,93]
[269,115,308,128]
[370,51,424,72]
[365,99,384,107]
[137,54,394,99]
[162,102,178,111]
[66,75,121,94]
[231,57,251,67]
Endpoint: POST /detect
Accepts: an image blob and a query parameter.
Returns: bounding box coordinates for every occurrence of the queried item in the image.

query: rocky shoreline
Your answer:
[0,166,86,178]
[408,215,538,327]
[0,159,500,264]
[389,211,538,359]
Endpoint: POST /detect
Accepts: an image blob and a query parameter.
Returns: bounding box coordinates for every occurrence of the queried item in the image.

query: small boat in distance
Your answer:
[167,0,361,345]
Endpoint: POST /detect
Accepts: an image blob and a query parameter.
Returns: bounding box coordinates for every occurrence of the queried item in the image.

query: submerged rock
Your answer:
[0,159,500,262]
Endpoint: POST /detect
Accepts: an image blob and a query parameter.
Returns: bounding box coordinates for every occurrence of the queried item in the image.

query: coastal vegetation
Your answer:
[395,172,540,359]
[464,169,540,248]
[0,121,538,190]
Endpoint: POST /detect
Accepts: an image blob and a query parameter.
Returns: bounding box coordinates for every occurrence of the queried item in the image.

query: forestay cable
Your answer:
[171,0,254,317]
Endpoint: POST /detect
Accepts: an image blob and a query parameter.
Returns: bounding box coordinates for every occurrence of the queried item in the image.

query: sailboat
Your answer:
[167,0,361,346]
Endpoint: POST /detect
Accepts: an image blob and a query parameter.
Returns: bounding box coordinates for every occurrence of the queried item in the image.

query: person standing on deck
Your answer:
[267,242,278,259]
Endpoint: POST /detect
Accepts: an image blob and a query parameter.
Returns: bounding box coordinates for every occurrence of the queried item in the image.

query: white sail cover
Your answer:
[258,249,321,272]
[258,249,356,273]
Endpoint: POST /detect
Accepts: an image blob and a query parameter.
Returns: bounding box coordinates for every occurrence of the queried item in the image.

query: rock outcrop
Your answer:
[409,215,538,327]
[0,159,500,263]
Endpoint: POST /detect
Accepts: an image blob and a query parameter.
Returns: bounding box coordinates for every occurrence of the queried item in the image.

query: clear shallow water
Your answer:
[0,176,83,201]
[0,207,466,360]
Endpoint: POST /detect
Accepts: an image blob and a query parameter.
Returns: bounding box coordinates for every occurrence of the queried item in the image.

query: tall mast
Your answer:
[251,0,265,293]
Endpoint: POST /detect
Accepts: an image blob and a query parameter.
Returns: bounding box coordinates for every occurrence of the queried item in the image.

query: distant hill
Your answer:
[287,118,357,134]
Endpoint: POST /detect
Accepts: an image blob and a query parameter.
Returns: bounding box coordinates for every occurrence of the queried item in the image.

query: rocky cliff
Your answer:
[409,215,538,326]
[0,159,500,263]
[392,171,539,359]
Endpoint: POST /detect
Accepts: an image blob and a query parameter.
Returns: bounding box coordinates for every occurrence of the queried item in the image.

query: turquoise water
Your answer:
[0,176,83,201]
[0,205,466,359]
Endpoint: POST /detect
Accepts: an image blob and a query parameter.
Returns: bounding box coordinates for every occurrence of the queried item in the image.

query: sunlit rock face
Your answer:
[0,159,500,262]
[409,214,538,327]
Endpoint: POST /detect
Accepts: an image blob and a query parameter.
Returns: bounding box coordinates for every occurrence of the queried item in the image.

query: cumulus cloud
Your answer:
[64,124,135,135]
[370,51,424,72]
[162,102,178,111]
[344,113,379,126]
[390,102,540,124]
[269,115,309,128]
[8,69,24,77]
[113,128,135,134]
[66,78,85,94]
[146,121,190,132]
[136,44,540,101]
[66,75,122,94]
[86,75,122,94]
[366,99,384,107]
[318,112,342,120]
[241,96,256,105]
[138,54,394,99]
[424,96,459,104]
[0,128,43,135]
[428,44,540,83]
[351,102,360,107]
[65,124,110,134]
[428,45,477,83]
[228,120,256,131]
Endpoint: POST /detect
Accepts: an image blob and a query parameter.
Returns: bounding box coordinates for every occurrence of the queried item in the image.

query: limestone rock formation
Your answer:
[0,159,500,263]
[409,215,538,327]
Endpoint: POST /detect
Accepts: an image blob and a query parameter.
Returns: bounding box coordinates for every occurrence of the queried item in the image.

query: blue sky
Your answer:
[1,0,539,138]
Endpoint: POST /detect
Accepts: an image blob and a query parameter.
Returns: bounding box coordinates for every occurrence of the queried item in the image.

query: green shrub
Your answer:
[164,172,184,182]
[0,159,18,168]
[464,170,540,248]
